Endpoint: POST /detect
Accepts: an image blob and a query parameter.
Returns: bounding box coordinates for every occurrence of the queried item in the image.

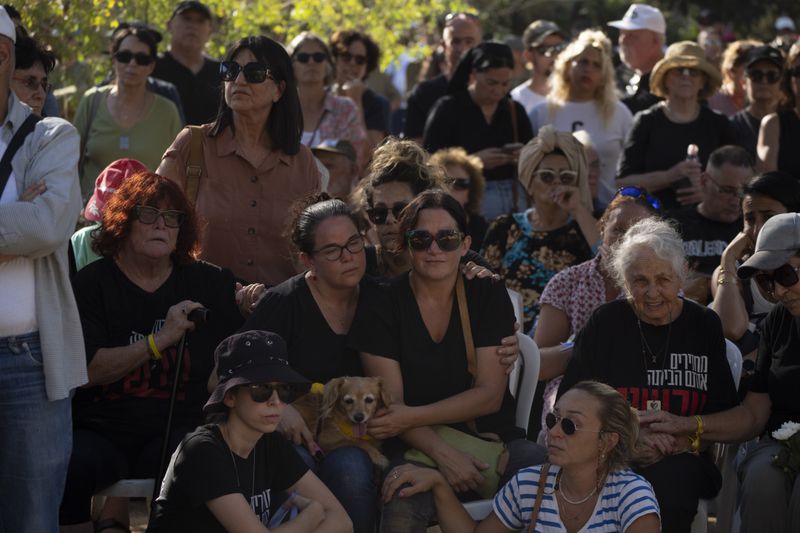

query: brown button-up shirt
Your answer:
[160,125,320,286]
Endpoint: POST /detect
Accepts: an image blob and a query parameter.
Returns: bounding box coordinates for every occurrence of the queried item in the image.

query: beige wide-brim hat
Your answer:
[650,41,722,99]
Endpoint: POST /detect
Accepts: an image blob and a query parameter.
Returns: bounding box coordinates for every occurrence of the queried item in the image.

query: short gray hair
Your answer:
[611,217,687,296]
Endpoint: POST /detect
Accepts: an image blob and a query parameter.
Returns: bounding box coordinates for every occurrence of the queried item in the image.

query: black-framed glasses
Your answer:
[365,202,408,225]
[248,383,297,403]
[13,76,50,93]
[746,68,782,84]
[220,61,272,83]
[406,229,464,252]
[113,50,155,66]
[754,264,800,295]
[446,177,471,191]
[545,412,602,436]
[313,235,365,261]
[532,42,568,58]
[705,174,743,197]
[532,168,578,186]
[616,187,662,211]
[788,67,800,79]
[133,205,185,228]
[294,52,327,64]
[339,52,367,66]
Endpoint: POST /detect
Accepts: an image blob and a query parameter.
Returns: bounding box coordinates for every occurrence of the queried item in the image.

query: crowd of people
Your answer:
[3,1,800,532]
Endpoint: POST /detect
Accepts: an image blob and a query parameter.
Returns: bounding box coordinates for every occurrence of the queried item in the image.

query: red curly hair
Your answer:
[92,172,201,265]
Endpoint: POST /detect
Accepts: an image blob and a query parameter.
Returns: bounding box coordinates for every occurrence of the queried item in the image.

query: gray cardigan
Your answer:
[0,92,87,400]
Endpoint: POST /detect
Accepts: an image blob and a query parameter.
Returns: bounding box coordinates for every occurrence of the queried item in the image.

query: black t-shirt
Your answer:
[668,206,741,276]
[468,214,489,252]
[617,104,738,210]
[348,273,522,441]
[558,299,738,417]
[403,74,448,139]
[153,52,222,126]
[730,110,760,160]
[71,258,243,434]
[362,88,390,133]
[423,91,533,182]
[239,273,365,383]
[749,304,800,433]
[148,424,308,532]
[777,110,800,179]
[620,71,662,115]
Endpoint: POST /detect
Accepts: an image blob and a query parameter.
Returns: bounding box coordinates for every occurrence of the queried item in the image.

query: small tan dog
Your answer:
[294,376,391,468]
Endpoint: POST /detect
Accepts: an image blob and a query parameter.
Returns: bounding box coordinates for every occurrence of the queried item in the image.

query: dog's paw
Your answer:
[373,453,390,470]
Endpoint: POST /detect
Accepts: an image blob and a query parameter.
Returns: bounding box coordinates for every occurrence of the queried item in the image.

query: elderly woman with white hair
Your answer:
[557,217,739,533]
[528,29,633,206]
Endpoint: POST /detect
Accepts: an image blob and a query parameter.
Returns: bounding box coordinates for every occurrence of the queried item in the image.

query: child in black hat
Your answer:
[148,330,352,532]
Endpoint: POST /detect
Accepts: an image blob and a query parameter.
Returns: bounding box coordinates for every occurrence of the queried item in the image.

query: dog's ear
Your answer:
[321,377,345,419]
[376,377,392,408]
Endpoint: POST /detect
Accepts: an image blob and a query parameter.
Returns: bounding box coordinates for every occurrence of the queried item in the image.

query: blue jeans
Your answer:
[0,332,72,533]
[481,179,527,222]
[294,445,377,533]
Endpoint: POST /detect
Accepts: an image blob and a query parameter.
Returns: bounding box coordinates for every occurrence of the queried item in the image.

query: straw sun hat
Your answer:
[649,41,722,99]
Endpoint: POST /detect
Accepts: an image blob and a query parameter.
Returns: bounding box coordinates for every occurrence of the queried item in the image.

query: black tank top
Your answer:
[778,110,800,179]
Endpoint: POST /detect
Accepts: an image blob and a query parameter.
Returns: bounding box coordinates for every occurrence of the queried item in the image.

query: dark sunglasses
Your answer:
[113,50,155,66]
[446,177,471,191]
[13,76,50,93]
[339,52,367,66]
[532,42,568,58]
[313,236,365,261]
[788,67,800,79]
[746,68,782,84]
[248,383,297,403]
[366,202,408,225]
[533,168,578,186]
[406,229,464,252]
[545,412,602,436]
[294,52,327,64]
[616,186,662,211]
[134,205,185,228]
[754,264,800,295]
[671,67,702,78]
[220,61,272,83]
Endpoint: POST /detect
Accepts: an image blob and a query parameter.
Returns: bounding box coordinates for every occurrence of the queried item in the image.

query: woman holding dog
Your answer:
[349,190,546,532]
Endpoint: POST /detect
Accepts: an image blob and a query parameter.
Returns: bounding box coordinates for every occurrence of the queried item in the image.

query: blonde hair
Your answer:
[429,147,486,215]
[548,30,618,125]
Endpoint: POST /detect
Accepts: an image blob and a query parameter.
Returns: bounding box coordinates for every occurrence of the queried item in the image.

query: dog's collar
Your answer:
[334,418,373,441]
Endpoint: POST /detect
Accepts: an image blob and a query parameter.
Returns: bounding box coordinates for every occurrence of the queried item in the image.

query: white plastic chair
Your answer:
[506,288,524,395]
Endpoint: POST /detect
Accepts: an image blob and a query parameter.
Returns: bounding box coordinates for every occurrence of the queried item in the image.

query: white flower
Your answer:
[772,421,800,441]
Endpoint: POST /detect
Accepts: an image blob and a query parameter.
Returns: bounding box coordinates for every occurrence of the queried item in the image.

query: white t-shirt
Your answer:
[511,82,548,116]
[529,100,633,204]
[493,464,659,532]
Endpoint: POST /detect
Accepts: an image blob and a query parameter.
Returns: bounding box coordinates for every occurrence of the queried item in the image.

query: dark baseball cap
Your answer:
[311,139,357,162]
[522,20,567,48]
[171,1,212,20]
[745,45,785,70]
[738,213,800,279]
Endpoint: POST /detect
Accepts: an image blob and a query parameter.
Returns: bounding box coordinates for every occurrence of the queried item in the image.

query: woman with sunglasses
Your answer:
[149,330,352,532]
[558,217,739,533]
[642,212,800,532]
[758,41,800,178]
[287,32,366,169]
[158,36,320,287]
[350,190,546,532]
[74,26,181,197]
[429,147,488,252]
[482,125,597,334]
[382,381,660,533]
[60,172,245,532]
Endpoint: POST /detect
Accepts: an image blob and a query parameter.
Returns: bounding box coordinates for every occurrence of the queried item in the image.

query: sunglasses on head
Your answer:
[446,176,471,191]
[220,61,272,83]
[747,68,782,84]
[616,186,662,211]
[754,263,800,295]
[339,51,367,66]
[545,412,602,436]
[533,168,578,186]
[294,52,327,64]
[247,383,297,403]
[113,50,155,66]
[133,205,185,228]
[366,202,408,225]
[406,229,464,252]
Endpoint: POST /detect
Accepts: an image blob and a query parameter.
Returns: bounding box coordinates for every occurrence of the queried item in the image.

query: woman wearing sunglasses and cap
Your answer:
[149,330,352,532]
[642,212,800,532]
[382,381,660,532]
[349,190,546,532]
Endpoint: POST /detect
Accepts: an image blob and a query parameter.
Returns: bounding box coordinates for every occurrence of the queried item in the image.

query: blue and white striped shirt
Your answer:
[493,465,659,532]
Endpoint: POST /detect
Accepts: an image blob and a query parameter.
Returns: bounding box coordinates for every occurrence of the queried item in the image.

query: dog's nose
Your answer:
[353,413,365,423]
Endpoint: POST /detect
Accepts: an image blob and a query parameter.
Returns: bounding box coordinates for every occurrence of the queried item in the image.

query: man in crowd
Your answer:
[510,20,568,114]
[152,1,220,125]
[669,145,754,303]
[312,139,359,198]
[0,6,87,531]
[403,12,481,143]
[608,3,666,114]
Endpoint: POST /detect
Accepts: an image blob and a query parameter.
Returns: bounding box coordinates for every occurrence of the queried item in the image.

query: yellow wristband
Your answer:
[689,415,704,452]
[147,334,162,361]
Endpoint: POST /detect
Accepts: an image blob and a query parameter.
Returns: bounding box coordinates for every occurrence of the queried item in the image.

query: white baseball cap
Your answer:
[0,6,15,43]
[608,4,666,34]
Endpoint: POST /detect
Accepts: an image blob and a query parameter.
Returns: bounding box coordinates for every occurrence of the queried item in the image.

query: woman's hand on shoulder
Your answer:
[367,403,416,439]
[433,445,489,493]
[157,300,205,346]
[382,464,447,502]
[462,261,500,281]
[497,322,520,374]
[235,282,266,317]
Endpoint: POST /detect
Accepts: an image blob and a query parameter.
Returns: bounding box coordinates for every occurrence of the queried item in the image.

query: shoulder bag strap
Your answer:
[78,90,102,176]
[185,125,205,205]
[456,274,477,378]
[508,98,520,214]
[527,463,551,533]
[0,114,42,194]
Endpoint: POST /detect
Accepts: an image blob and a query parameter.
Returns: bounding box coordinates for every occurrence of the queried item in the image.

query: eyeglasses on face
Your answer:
[294,52,328,64]
[746,68,782,84]
[248,382,297,403]
[366,202,408,225]
[705,174,743,197]
[220,61,273,83]
[133,205,185,228]
[338,51,367,66]
[545,412,602,436]
[113,50,155,66]
[446,176,471,191]
[533,168,578,186]
[406,229,464,252]
[13,76,51,93]
[312,235,365,261]
[754,264,800,295]
[616,186,662,211]
[532,42,568,58]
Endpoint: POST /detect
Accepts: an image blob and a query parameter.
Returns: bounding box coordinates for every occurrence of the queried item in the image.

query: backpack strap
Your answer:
[78,90,102,177]
[185,125,205,205]
[0,114,42,194]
